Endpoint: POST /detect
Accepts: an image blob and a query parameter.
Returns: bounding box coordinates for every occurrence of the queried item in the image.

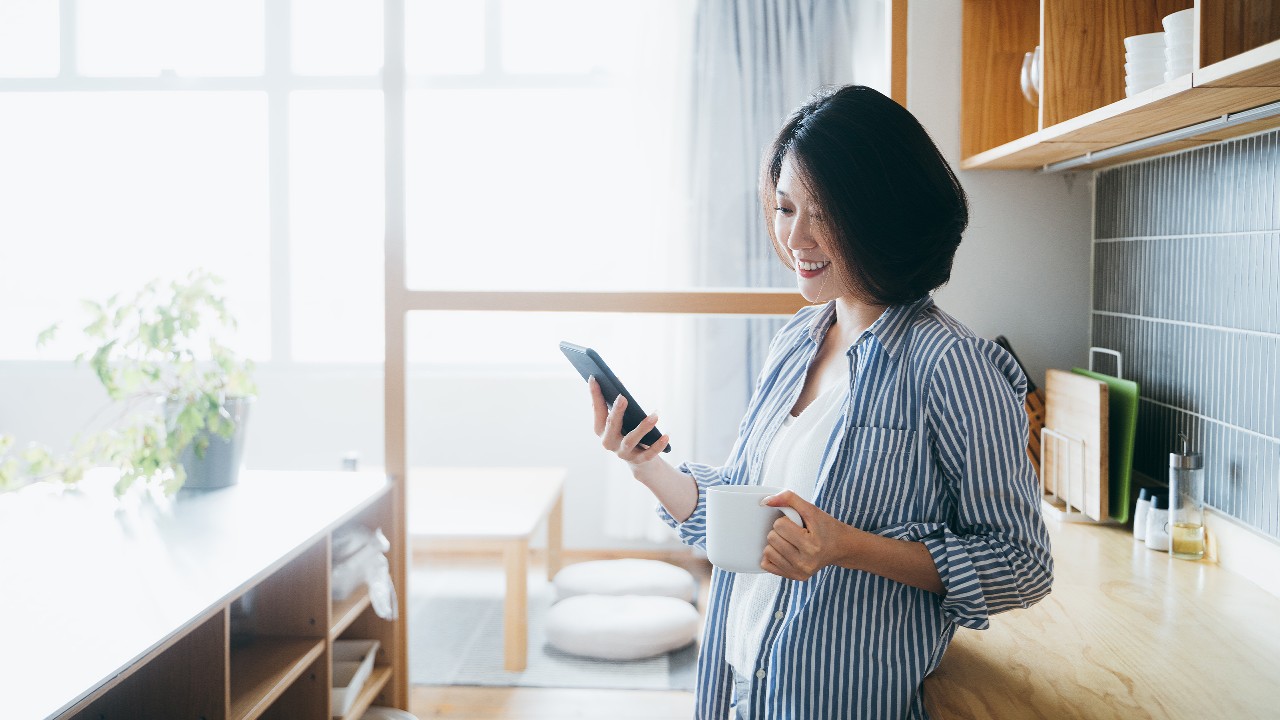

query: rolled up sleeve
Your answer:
[918,338,1054,629]
[655,461,730,550]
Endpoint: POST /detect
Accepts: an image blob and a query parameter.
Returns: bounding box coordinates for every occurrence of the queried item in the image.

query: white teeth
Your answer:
[798,260,830,271]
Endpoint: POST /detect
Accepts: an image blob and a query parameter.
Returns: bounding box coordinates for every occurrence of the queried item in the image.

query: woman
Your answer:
[587,85,1052,719]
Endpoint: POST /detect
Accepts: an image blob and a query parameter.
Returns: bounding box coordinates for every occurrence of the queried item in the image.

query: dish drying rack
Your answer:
[1039,348,1123,524]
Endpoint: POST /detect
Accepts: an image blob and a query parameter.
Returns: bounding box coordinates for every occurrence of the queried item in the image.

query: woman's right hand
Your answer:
[589,376,670,467]
[588,376,697,523]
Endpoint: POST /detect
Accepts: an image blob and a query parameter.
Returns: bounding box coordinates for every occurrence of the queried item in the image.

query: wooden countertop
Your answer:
[924,516,1280,719]
[0,470,389,720]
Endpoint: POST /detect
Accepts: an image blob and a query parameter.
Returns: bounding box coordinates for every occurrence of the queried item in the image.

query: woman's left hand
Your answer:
[760,490,858,581]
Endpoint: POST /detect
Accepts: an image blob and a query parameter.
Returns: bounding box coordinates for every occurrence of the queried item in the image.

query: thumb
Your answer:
[762,489,815,524]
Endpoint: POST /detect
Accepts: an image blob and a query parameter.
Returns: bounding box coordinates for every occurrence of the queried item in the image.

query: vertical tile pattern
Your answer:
[1093,131,1280,540]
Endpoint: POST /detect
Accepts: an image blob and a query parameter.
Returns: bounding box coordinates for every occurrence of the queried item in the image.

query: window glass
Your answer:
[404,86,690,292]
[501,0,610,74]
[405,0,486,75]
[290,91,385,363]
[77,0,263,77]
[0,92,271,360]
[406,309,719,466]
[292,0,383,76]
[0,0,59,77]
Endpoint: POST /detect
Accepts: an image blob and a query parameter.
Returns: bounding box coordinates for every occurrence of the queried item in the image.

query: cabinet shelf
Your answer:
[229,638,326,720]
[338,666,394,720]
[962,2,1280,171]
[331,589,374,641]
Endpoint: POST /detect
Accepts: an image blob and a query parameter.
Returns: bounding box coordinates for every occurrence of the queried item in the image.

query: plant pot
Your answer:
[176,396,253,490]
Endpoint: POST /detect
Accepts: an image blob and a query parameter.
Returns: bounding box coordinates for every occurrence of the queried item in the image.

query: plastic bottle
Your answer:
[1145,492,1170,552]
[1133,487,1152,541]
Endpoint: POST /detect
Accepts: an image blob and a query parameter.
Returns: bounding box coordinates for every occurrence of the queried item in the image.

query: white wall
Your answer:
[909,0,1094,387]
[1,3,1093,552]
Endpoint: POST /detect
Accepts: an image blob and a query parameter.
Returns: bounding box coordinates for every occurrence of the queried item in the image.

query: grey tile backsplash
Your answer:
[1092,131,1280,539]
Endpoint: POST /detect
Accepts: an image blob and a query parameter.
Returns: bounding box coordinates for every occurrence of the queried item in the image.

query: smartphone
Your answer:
[559,341,671,453]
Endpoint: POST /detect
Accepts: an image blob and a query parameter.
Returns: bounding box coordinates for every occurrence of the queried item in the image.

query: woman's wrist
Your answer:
[629,456,668,486]
[835,525,869,571]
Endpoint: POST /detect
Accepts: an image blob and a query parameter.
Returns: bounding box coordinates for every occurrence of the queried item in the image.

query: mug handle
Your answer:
[1020,52,1038,106]
[778,506,805,528]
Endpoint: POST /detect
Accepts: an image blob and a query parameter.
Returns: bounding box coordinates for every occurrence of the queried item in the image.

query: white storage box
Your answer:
[331,639,380,717]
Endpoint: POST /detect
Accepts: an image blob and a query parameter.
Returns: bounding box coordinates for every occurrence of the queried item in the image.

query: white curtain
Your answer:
[600,1,700,543]
[690,0,887,464]
[601,0,886,542]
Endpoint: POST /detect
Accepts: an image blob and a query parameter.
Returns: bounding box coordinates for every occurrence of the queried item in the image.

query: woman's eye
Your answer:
[774,206,793,215]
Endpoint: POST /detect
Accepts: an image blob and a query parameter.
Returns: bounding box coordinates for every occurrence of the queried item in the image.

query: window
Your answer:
[0,0,697,366]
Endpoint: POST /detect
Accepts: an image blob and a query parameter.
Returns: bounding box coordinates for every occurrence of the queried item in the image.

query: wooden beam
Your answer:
[402,289,808,316]
[890,0,909,107]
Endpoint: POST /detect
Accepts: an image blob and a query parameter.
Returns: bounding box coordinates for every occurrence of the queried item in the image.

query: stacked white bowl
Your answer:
[1124,32,1166,96]
[1163,9,1194,81]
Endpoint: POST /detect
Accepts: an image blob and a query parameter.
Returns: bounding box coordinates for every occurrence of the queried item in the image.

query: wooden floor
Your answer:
[408,549,708,720]
[409,686,695,720]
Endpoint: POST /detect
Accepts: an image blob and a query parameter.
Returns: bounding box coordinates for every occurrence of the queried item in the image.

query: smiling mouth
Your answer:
[797,260,830,271]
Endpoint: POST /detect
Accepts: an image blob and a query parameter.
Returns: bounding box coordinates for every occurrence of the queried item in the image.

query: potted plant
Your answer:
[4,269,257,495]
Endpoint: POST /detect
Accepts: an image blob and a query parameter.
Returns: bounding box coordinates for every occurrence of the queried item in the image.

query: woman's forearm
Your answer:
[631,458,699,523]
[838,531,945,595]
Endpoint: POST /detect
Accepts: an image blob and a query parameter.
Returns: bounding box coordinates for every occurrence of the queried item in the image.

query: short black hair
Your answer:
[761,85,969,305]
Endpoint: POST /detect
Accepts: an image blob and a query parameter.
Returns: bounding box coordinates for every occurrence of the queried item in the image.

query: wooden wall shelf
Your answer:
[962,1,1280,171]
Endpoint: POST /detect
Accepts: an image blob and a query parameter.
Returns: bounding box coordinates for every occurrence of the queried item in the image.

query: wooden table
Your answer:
[923,516,1280,719]
[408,467,566,672]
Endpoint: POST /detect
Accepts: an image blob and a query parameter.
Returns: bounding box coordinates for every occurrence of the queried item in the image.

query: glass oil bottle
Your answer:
[1169,433,1205,560]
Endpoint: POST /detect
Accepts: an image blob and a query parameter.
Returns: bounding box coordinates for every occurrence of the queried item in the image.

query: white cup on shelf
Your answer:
[1125,60,1164,77]
[1124,32,1166,52]
[1162,9,1194,38]
[1126,49,1165,64]
[1126,73,1164,88]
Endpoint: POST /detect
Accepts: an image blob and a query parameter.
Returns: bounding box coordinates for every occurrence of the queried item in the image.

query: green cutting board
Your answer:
[1072,368,1138,523]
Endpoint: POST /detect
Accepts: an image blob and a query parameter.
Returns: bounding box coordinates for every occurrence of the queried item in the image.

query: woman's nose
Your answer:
[785,217,816,250]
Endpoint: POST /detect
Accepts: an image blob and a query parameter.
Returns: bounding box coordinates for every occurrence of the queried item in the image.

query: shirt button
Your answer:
[756,669,766,680]
[774,611,784,620]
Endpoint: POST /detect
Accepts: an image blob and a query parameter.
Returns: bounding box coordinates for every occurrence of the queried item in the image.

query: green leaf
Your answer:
[36,324,59,347]
[0,458,18,490]
[63,462,85,485]
[164,466,186,495]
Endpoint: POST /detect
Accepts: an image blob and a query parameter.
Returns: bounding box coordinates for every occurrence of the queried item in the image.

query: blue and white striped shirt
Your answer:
[659,296,1054,719]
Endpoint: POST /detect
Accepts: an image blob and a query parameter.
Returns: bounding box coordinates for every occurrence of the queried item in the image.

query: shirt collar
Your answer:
[805,295,934,360]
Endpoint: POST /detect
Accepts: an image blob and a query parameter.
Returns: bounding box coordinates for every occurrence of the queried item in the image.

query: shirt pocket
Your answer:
[825,426,917,528]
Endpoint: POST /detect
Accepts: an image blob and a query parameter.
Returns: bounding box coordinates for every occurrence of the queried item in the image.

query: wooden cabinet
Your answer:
[962,1,1280,170]
[1,470,403,720]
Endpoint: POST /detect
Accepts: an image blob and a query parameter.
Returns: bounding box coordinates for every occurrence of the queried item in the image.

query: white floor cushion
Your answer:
[552,559,697,603]
[545,594,700,661]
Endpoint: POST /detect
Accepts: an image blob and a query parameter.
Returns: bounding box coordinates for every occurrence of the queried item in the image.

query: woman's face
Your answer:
[774,153,853,304]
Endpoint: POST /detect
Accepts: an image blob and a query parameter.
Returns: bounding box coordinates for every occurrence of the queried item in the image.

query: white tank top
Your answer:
[725,369,849,676]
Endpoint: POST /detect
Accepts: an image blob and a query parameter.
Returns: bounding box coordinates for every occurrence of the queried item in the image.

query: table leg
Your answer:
[546,491,564,581]
[503,539,529,672]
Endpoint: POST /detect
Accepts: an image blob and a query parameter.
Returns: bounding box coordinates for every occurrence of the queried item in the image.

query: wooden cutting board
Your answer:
[1044,369,1109,521]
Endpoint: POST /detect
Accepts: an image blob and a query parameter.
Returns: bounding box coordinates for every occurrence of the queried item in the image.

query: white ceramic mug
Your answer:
[706,485,805,573]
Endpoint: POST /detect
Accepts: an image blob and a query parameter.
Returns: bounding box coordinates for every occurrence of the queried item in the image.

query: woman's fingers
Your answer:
[633,434,670,462]
[619,412,660,453]
[601,394,626,442]
[595,391,667,464]
[761,545,802,580]
[589,377,609,436]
